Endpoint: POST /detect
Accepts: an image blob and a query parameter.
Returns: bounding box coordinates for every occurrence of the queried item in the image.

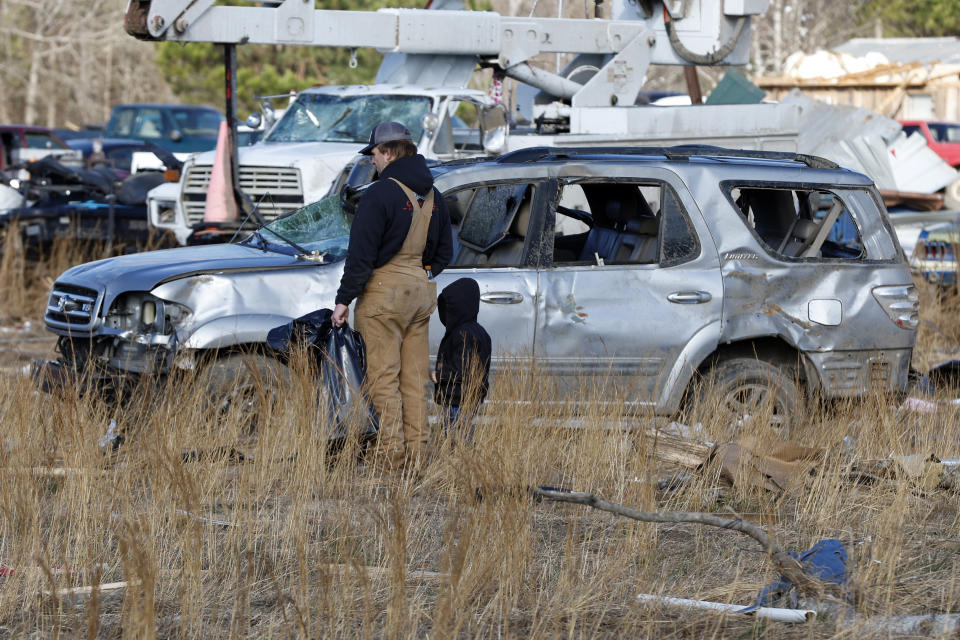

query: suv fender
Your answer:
[181,314,294,350]
[656,319,723,415]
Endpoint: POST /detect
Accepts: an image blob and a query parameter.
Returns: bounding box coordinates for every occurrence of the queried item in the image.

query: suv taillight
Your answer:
[872,285,919,330]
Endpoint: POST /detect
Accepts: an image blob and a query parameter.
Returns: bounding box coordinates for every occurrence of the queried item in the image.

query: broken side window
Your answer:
[449,182,538,268]
[728,186,866,261]
[552,181,698,267]
[660,185,700,267]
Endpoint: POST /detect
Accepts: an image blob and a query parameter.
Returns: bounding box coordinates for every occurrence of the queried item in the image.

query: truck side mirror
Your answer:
[245,113,262,129]
[170,129,183,142]
[479,104,508,155]
[421,113,440,133]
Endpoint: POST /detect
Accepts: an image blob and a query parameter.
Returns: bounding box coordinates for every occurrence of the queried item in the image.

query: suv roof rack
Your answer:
[494,145,839,171]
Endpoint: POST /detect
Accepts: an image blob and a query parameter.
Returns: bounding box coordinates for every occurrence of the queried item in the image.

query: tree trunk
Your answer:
[24,46,41,125]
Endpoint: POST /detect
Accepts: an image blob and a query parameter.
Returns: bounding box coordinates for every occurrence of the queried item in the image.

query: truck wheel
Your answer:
[199,353,289,432]
[700,357,801,436]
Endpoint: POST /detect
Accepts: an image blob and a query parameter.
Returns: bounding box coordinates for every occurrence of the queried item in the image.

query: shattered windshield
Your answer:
[252,194,352,257]
[264,94,432,144]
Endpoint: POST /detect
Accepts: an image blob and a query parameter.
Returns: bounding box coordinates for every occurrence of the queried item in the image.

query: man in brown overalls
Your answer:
[331,122,453,471]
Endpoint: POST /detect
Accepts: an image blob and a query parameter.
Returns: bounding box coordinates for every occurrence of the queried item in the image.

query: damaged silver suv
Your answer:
[42,146,917,428]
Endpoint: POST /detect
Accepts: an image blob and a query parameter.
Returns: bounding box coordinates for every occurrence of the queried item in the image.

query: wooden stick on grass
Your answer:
[534,488,844,600]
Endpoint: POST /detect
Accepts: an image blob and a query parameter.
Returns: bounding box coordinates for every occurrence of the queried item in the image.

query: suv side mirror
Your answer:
[479,104,508,155]
[169,129,183,142]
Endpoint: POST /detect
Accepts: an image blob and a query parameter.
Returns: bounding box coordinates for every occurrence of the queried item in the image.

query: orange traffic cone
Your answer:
[203,121,238,223]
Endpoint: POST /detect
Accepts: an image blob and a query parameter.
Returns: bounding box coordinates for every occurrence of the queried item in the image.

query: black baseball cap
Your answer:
[359,121,413,155]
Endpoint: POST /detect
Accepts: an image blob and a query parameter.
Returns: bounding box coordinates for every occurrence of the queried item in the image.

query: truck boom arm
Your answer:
[125,0,769,108]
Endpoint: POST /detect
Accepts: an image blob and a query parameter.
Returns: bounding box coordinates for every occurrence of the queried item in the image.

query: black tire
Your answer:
[700,357,801,436]
[198,353,289,432]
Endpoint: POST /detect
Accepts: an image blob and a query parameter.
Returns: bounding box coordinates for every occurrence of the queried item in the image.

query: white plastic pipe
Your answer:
[637,593,815,623]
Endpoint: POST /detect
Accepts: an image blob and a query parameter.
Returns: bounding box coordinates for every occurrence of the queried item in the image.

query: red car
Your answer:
[900,120,960,167]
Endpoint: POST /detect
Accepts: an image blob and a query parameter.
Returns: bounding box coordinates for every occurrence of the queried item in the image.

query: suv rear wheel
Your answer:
[700,357,801,436]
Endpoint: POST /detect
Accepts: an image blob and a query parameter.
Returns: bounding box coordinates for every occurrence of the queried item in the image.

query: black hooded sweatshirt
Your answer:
[335,154,453,306]
[435,277,492,408]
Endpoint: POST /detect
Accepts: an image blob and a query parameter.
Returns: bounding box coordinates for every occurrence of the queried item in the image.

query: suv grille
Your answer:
[45,283,102,331]
[182,165,304,226]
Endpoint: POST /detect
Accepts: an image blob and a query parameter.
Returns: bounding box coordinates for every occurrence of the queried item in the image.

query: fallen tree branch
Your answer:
[534,488,835,599]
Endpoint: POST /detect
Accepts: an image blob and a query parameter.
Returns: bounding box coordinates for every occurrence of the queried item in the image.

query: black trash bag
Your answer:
[266,309,377,441]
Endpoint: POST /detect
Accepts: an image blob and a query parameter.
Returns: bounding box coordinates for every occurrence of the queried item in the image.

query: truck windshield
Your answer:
[264,94,432,144]
[252,194,352,257]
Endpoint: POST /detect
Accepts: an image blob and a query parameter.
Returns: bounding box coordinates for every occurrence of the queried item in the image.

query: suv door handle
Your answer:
[667,291,712,304]
[481,291,524,305]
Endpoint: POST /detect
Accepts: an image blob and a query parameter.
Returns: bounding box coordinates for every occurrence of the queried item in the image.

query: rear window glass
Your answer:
[726,186,867,261]
[172,109,223,135]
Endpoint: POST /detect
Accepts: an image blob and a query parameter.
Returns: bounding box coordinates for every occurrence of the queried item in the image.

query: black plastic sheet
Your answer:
[267,309,378,440]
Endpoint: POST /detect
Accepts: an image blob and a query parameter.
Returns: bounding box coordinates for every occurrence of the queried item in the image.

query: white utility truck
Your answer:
[128,0,797,244]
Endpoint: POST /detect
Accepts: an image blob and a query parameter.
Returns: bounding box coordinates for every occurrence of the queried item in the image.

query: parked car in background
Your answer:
[66,138,150,178]
[52,126,106,142]
[909,218,960,287]
[0,125,82,170]
[104,104,225,153]
[0,146,182,254]
[41,146,917,431]
[900,120,960,167]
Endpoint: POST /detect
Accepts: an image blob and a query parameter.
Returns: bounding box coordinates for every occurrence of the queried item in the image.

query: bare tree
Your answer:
[750,0,875,76]
[0,0,173,128]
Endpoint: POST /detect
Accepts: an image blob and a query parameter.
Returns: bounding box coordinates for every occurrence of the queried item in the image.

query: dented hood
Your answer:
[56,242,330,312]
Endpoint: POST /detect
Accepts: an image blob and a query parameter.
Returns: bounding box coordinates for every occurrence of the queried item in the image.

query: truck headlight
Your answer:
[156,201,177,226]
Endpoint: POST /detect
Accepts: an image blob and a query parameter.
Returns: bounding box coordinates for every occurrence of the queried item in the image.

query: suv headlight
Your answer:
[105,293,191,334]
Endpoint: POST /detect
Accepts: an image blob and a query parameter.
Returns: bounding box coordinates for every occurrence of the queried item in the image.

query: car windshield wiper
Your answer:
[257,226,329,263]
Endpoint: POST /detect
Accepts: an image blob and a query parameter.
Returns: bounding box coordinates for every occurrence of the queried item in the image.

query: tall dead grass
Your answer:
[0,241,957,637]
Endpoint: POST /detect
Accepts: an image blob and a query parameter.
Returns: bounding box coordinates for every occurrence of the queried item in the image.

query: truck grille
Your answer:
[45,283,102,331]
[182,165,304,226]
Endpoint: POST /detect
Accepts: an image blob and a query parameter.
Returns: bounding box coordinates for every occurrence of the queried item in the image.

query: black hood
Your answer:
[438,277,480,329]
[378,154,434,196]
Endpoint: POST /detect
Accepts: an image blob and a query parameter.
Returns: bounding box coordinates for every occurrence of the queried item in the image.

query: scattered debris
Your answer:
[903,396,938,413]
[325,564,446,582]
[174,509,236,528]
[636,593,814,623]
[743,539,851,611]
[0,467,110,478]
[712,436,823,493]
[780,90,958,200]
[97,419,123,452]
[45,580,136,599]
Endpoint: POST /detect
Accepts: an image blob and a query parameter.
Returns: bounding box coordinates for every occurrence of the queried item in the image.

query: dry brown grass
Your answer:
[0,243,958,638]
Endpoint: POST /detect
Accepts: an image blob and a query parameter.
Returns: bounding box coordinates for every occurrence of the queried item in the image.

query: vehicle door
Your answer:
[536,167,723,410]
[431,167,553,377]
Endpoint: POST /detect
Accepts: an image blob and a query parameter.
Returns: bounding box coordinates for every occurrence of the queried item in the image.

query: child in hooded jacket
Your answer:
[433,277,492,442]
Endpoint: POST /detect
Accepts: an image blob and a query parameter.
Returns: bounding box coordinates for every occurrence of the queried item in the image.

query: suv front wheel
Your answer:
[700,357,801,436]
[199,352,289,436]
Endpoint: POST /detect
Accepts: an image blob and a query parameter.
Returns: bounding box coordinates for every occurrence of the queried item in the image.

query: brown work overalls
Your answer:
[354,178,437,469]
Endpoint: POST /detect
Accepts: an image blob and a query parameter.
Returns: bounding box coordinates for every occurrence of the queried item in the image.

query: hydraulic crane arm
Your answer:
[125,0,769,108]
